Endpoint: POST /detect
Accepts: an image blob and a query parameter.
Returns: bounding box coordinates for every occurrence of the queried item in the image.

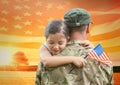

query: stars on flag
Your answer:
[24,5,31,10]
[23,21,32,26]
[1,18,8,23]
[46,3,53,10]
[35,1,42,7]
[25,30,32,35]
[15,0,22,3]
[1,10,8,15]
[23,12,31,16]
[14,16,22,20]
[0,26,8,31]
[14,5,22,10]
[23,0,30,2]
[1,0,9,4]
[14,24,23,29]
[57,5,64,10]
[0,0,67,36]
[38,25,45,30]
[36,11,43,16]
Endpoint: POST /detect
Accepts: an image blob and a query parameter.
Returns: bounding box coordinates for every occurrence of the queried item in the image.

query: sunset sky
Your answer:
[0,0,120,66]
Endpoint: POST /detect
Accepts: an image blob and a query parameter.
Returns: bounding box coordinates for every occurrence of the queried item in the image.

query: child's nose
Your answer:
[54,44,59,49]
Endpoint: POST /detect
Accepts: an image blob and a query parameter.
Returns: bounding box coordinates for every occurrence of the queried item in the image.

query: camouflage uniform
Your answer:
[62,8,113,85]
[35,63,68,85]
[58,40,113,85]
[35,40,113,85]
[35,62,68,85]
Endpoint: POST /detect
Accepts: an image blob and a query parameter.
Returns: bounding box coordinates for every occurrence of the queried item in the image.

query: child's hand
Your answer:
[79,40,94,49]
[72,57,87,67]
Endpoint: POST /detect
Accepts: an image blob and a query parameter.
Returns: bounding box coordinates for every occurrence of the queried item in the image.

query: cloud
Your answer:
[11,51,29,66]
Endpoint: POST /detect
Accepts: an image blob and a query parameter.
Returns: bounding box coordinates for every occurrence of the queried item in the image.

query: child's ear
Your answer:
[67,36,70,41]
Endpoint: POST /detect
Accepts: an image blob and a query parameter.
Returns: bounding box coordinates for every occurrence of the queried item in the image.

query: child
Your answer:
[40,20,92,68]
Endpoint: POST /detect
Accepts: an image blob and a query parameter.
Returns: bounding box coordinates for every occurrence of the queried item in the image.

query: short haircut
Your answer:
[68,24,88,35]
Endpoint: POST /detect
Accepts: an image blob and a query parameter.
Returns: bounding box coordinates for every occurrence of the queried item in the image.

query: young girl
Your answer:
[40,20,92,68]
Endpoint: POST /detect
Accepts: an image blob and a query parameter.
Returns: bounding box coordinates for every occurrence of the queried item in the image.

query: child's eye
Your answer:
[59,42,64,45]
[48,41,54,44]
[49,42,54,44]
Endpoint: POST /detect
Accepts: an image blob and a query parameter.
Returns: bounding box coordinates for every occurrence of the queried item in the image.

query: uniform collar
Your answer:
[67,40,83,44]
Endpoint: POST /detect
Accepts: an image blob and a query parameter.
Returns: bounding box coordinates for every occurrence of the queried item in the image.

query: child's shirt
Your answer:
[43,42,53,55]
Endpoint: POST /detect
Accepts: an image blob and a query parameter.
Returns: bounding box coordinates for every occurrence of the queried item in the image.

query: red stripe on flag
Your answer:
[103,52,110,60]
[88,50,111,66]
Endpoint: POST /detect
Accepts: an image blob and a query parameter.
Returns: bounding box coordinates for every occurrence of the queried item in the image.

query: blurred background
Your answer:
[0,0,120,85]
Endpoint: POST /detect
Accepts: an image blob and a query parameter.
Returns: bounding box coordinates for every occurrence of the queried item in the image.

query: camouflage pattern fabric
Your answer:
[35,40,113,85]
[35,62,68,85]
[59,40,113,85]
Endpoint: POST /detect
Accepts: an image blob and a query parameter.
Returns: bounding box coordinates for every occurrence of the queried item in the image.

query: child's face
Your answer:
[46,33,67,55]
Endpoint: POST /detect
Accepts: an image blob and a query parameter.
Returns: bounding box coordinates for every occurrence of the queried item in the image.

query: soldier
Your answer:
[58,8,114,85]
[35,8,113,85]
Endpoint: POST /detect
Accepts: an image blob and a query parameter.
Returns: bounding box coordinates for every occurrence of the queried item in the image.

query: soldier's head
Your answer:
[64,8,92,35]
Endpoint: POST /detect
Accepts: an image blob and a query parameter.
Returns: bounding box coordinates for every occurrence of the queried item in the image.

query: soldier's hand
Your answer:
[72,57,87,67]
[79,40,94,49]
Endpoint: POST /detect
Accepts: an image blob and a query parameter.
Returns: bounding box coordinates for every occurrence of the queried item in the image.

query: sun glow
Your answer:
[0,47,11,66]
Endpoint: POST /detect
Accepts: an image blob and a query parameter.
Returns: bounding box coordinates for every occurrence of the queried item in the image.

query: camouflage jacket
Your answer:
[35,62,68,85]
[35,40,113,85]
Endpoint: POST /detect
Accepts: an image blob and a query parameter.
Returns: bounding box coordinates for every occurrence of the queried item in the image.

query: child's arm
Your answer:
[40,45,87,67]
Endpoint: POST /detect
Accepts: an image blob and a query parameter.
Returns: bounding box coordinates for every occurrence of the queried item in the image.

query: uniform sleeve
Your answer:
[82,57,114,85]
[99,63,114,85]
